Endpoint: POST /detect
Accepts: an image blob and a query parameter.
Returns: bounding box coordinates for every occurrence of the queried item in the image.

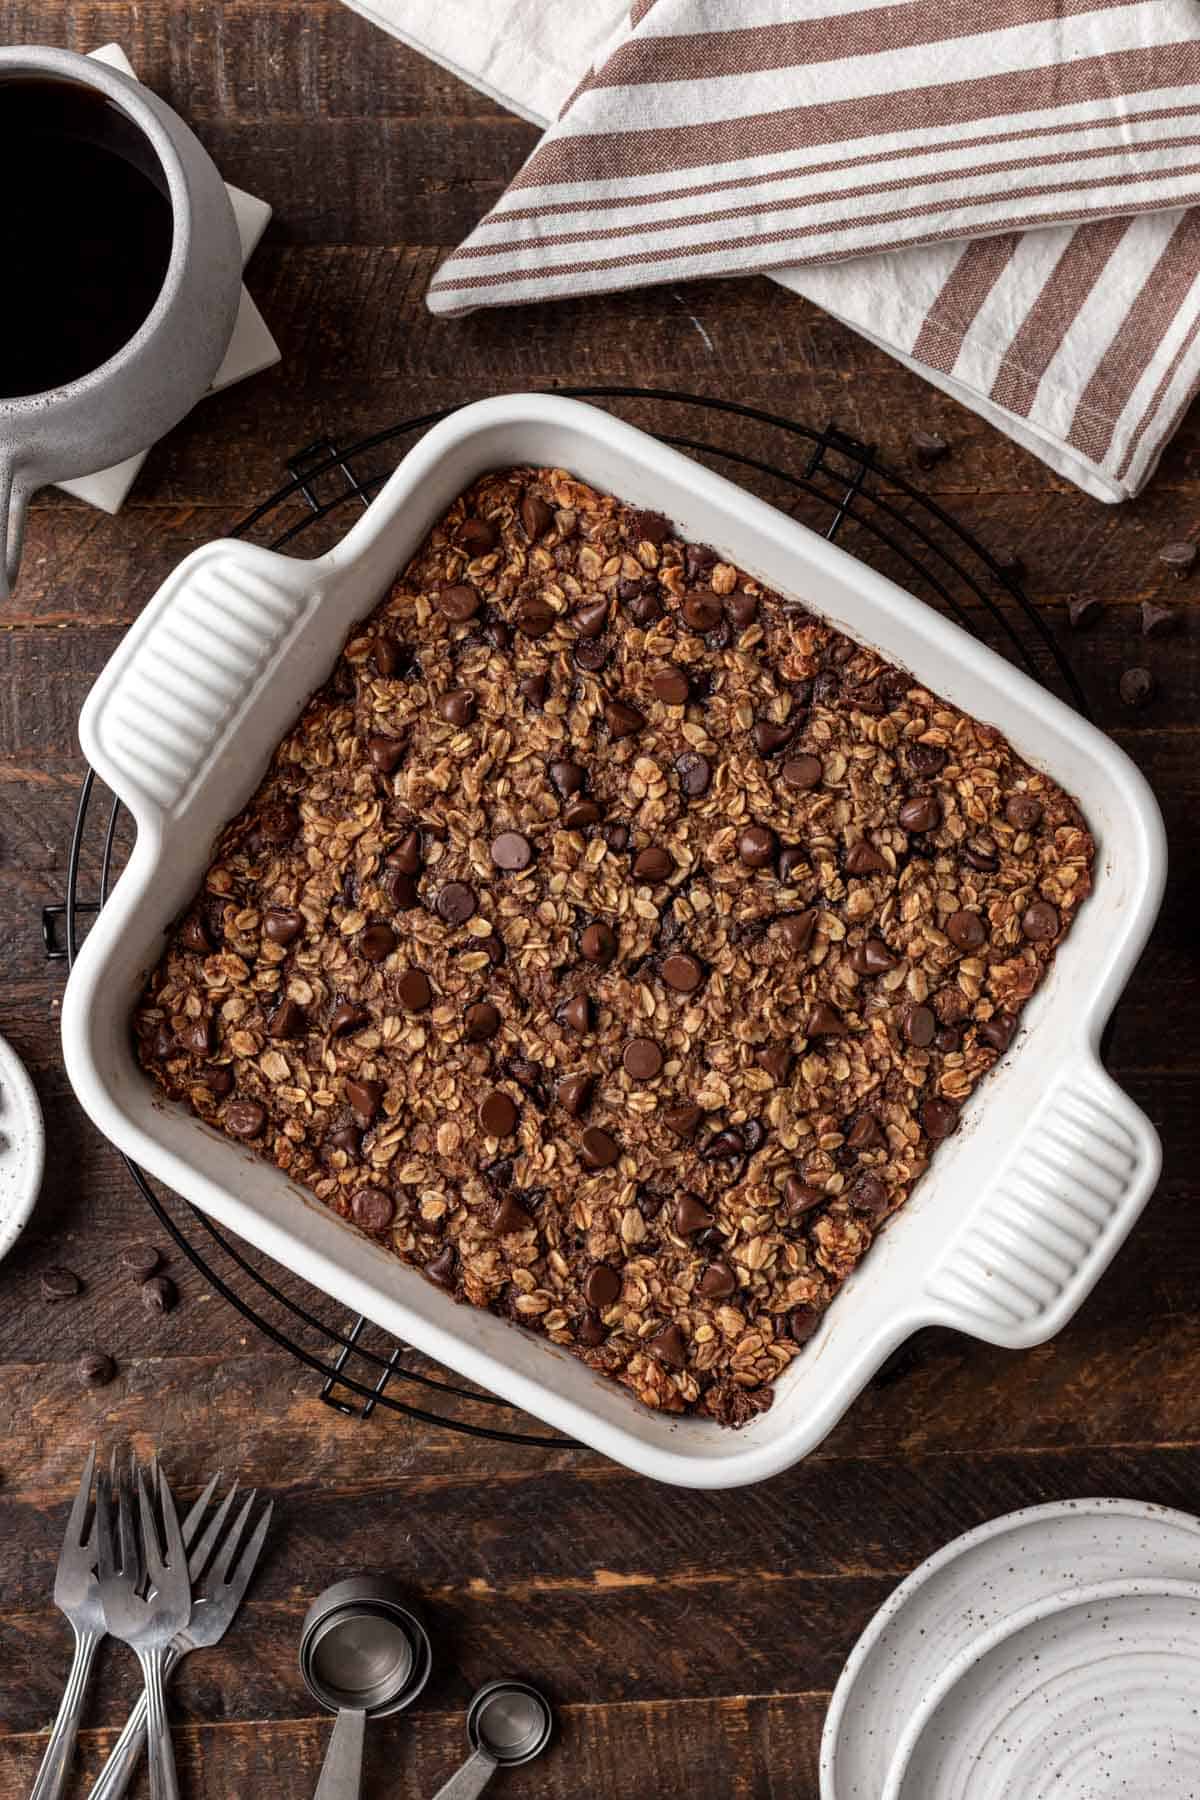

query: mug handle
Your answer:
[0,454,32,601]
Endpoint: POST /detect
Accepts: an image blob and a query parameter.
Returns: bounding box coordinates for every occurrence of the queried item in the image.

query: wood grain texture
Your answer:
[0,1,1198,1794]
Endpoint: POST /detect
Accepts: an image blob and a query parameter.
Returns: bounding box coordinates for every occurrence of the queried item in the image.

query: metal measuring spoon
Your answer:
[431,1680,553,1798]
[300,1577,432,1800]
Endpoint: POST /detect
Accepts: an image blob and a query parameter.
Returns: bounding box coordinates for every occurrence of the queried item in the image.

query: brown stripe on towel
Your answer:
[990,217,1132,415]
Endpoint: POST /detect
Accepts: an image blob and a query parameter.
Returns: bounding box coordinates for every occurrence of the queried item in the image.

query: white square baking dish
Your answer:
[62,395,1165,1489]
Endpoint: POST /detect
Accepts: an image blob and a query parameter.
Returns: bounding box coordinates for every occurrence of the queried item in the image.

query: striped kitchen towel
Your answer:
[413,0,1200,501]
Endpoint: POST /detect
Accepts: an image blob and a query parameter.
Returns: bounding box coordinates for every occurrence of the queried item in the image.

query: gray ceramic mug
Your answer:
[0,46,244,598]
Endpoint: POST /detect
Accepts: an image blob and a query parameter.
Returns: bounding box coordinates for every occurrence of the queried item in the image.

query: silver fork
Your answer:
[96,1466,192,1800]
[91,1483,273,1800]
[29,1446,107,1800]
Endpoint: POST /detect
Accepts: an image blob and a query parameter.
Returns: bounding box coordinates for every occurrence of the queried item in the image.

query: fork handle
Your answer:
[137,1647,180,1800]
[28,1624,103,1800]
[88,1643,183,1800]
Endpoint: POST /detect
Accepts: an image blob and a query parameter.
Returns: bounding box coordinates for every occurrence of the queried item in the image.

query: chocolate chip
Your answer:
[698,1261,736,1300]
[777,910,817,953]
[550,759,586,798]
[788,1305,823,1345]
[632,509,671,545]
[1119,666,1155,708]
[517,597,557,638]
[351,1187,395,1233]
[1141,599,1178,637]
[630,590,662,626]
[264,908,304,947]
[845,841,887,876]
[357,922,396,964]
[493,1193,535,1235]
[922,1098,959,1139]
[806,1002,847,1038]
[663,1103,703,1139]
[425,1244,457,1288]
[459,516,497,556]
[77,1350,115,1388]
[225,1100,266,1139]
[521,492,554,539]
[580,1127,619,1169]
[560,994,593,1036]
[436,882,477,925]
[519,673,548,708]
[480,1090,518,1138]
[935,1026,960,1054]
[465,1001,500,1042]
[907,742,946,777]
[649,1322,687,1368]
[899,794,941,833]
[491,831,533,872]
[753,718,796,757]
[178,1018,214,1058]
[912,429,949,469]
[603,824,631,852]
[141,1275,177,1315]
[563,799,602,828]
[850,1174,889,1220]
[267,999,306,1040]
[900,1003,936,1047]
[397,969,432,1012]
[702,1128,744,1162]
[329,1001,368,1037]
[979,1014,1015,1052]
[1005,794,1043,832]
[581,921,618,966]
[578,1310,606,1346]
[368,734,406,774]
[812,671,840,707]
[682,590,723,632]
[1021,899,1060,941]
[202,1064,234,1098]
[120,1245,161,1279]
[1067,593,1103,630]
[623,1037,663,1082]
[847,1113,883,1152]
[676,750,712,797]
[438,584,480,623]
[946,910,987,951]
[756,1046,793,1085]
[633,845,674,882]
[180,914,212,954]
[438,688,476,726]
[784,1176,824,1216]
[479,932,506,967]
[653,669,690,706]
[584,1263,621,1308]
[572,599,608,637]
[375,635,411,678]
[782,754,822,790]
[325,1125,362,1159]
[849,937,895,974]
[661,952,704,993]
[485,618,511,653]
[675,1192,714,1234]
[963,840,999,874]
[684,544,717,582]
[345,1078,383,1123]
[1158,538,1196,575]
[606,701,646,739]
[726,590,759,629]
[738,824,777,868]
[41,1265,81,1300]
[558,1073,595,1118]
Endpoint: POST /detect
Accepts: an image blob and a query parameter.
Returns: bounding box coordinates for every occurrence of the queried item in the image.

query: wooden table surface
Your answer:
[2,7,1199,1796]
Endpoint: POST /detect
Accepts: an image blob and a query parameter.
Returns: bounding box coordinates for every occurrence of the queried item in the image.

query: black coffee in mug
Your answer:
[0,77,174,399]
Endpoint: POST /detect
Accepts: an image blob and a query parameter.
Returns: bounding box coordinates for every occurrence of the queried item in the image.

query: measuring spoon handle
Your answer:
[430,1746,499,1800]
[314,1706,367,1800]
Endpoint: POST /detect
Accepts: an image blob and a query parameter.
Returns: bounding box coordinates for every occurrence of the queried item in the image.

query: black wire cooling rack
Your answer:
[43,386,1091,1445]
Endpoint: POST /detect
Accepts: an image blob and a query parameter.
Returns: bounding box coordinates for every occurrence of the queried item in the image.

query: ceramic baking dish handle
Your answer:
[921,1053,1158,1348]
[79,542,320,830]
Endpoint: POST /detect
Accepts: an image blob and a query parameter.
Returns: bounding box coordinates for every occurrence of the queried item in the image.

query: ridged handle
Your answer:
[28,1626,103,1800]
[924,1059,1158,1345]
[80,544,316,826]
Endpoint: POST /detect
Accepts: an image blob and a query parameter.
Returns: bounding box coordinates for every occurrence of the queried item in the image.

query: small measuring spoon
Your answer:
[300,1577,432,1800]
[431,1680,553,1798]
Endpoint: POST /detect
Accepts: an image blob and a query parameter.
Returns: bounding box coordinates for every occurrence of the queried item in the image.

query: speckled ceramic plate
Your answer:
[0,1032,43,1263]
[884,1578,1200,1800]
[820,1499,1200,1800]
